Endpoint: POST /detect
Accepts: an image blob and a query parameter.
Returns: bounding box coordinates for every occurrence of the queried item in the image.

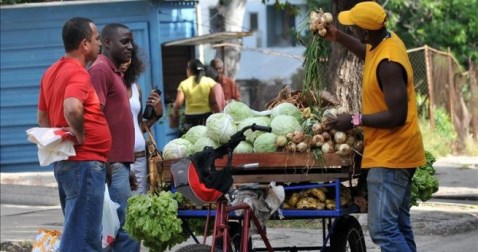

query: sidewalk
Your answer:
[2,156,476,206]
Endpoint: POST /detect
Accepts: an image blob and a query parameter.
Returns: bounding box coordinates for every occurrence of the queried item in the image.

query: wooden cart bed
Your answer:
[160,152,359,184]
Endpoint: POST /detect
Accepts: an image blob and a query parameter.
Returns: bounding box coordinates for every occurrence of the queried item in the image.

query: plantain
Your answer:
[308,188,326,202]
[315,202,326,210]
[326,202,336,210]
[288,192,300,207]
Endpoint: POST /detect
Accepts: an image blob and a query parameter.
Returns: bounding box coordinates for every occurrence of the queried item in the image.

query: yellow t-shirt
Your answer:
[178,76,216,114]
[361,32,426,169]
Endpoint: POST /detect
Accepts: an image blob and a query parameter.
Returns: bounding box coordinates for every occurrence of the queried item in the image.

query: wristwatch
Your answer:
[351,114,362,127]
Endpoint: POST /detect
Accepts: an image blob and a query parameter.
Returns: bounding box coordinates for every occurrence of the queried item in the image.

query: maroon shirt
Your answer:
[89,55,134,163]
[218,75,240,102]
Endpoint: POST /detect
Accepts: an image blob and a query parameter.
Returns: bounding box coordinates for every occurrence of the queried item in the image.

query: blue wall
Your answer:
[0,0,197,172]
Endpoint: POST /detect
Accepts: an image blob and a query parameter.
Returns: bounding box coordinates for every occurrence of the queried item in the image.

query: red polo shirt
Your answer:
[89,55,134,163]
[38,57,111,162]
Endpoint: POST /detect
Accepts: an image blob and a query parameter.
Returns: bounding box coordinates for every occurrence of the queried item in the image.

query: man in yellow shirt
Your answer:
[324,2,426,252]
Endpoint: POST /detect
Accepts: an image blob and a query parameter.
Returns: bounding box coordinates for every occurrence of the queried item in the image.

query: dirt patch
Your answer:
[0,241,32,252]
[412,211,478,235]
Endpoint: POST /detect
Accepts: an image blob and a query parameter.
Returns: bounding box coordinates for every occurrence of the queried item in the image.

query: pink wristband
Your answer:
[351,114,362,127]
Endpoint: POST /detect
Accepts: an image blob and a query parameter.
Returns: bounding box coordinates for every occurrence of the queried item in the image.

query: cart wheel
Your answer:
[330,216,366,252]
[176,244,212,252]
[229,221,252,251]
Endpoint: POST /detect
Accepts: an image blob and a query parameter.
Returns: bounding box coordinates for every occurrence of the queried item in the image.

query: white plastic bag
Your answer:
[102,185,120,248]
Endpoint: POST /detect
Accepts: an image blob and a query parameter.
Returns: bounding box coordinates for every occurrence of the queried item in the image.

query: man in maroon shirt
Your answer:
[89,23,139,251]
[210,58,241,103]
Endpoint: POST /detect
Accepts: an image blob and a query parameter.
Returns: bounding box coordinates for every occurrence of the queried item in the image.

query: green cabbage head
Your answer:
[224,101,254,122]
[182,125,207,144]
[237,116,271,143]
[192,137,219,153]
[206,113,237,144]
[253,133,277,153]
[270,102,302,122]
[163,138,193,160]
[233,141,254,154]
[270,115,302,136]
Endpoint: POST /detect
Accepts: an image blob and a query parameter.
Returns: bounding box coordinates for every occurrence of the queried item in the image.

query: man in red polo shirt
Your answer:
[89,23,139,251]
[37,17,111,251]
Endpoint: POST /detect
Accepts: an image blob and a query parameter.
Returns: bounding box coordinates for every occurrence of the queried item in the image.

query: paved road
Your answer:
[1,156,477,251]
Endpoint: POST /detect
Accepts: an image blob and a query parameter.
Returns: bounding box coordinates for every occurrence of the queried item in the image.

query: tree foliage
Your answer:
[384,0,478,67]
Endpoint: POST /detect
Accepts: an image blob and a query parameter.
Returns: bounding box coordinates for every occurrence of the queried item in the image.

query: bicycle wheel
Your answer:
[330,216,366,252]
[176,244,212,252]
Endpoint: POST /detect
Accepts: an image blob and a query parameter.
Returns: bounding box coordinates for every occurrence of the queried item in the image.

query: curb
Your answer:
[0,184,59,206]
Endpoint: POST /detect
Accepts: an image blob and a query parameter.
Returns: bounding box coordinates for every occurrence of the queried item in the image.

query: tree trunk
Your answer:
[469,59,478,141]
[327,0,364,113]
[211,0,247,79]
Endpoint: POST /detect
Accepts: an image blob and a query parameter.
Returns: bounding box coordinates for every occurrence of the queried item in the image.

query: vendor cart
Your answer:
[160,125,366,252]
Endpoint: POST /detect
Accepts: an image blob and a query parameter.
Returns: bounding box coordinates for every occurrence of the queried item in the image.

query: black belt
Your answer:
[134,151,146,161]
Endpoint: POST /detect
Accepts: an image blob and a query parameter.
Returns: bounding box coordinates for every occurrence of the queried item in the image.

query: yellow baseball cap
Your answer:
[338,1,387,30]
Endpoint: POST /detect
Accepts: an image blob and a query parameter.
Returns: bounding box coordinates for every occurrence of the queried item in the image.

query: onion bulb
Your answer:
[322,13,333,24]
[286,141,297,152]
[321,142,334,154]
[322,131,331,141]
[312,123,323,135]
[297,142,308,153]
[292,131,305,144]
[276,135,288,147]
[312,134,325,147]
[334,131,347,144]
[336,144,352,156]
[345,135,355,146]
[286,132,294,141]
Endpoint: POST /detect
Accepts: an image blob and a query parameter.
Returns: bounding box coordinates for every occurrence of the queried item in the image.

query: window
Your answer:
[250,12,258,31]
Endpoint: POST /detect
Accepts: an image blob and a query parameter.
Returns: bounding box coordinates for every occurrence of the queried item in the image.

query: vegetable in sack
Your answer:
[181,125,207,144]
[253,133,278,153]
[163,138,193,160]
[206,113,237,143]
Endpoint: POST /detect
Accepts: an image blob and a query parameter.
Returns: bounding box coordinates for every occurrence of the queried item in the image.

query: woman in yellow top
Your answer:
[173,59,217,133]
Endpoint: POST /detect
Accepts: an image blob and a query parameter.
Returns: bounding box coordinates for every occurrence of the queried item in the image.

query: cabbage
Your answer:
[270,102,302,122]
[237,116,271,143]
[163,138,193,160]
[192,137,219,153]
[206,113,237,144]
[224,101,254,122]
[270,115,302,136]
[253,133,277,153]
[182,125,207,144]
[233,141,254,154]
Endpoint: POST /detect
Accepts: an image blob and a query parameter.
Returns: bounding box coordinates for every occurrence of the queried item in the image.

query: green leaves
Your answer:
[124,191,187,252]
[386,0,478,66]
[411,151,439,206]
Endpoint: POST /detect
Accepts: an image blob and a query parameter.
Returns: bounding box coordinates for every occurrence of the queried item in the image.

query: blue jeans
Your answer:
[367,168,416,252]
[54,160,106,252]
[107,162,140,252]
